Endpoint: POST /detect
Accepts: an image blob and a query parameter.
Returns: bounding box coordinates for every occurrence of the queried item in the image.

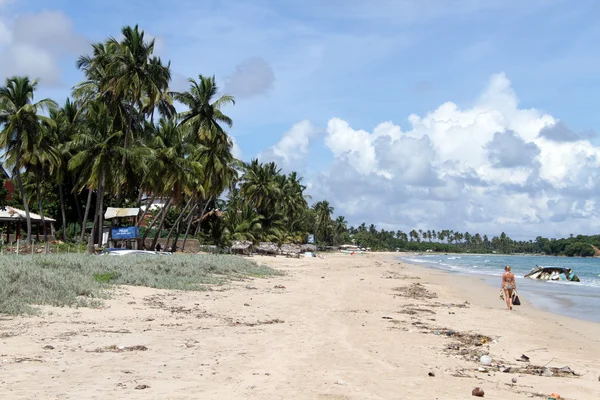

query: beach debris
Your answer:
[480,355,492,366]
[14,357,44,363]
[428,372,435,377]
[471,387,485,397]
[335,379,346,385]
[392,283,437,299]
[556,366,575,375]
[89,345,148,353]
[244,303,250,306]
[548,393,561,400]
[511,377,518,384]
[245,285,258,290]
[43,345,55,350]
[478,367,488,372]
[399,307,435,315]
[517,354,530,362]
[135,384,150,390]
[274,285,286,289]
[382,316,394,320]
[238,318,284,327]
[541,368,554,377]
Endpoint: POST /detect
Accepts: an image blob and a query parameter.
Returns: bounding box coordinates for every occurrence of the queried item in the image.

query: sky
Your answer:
[2,0,600,240]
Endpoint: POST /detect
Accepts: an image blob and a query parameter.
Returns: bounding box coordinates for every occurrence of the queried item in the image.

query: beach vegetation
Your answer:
[0,253,280,315]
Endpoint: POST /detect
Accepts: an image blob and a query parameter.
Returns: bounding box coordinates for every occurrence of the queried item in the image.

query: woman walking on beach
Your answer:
[501,266,516,310]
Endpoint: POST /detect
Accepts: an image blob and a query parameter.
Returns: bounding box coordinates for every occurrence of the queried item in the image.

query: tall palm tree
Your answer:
[0,76,57,244]
[174,74,235,143]
[69,101,144,252]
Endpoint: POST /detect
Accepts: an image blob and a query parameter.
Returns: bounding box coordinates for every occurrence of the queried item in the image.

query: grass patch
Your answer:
[0,254,281,315]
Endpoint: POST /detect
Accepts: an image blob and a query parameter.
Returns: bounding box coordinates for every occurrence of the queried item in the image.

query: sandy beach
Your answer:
[1,252,599,399]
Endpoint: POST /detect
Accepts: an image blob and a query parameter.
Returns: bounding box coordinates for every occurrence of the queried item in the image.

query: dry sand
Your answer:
[1,252,599,399]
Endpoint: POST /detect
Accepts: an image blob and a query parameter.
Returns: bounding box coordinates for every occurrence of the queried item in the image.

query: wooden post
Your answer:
[36,222,40,242]
[6,222,10,243]
[17,222,21,240]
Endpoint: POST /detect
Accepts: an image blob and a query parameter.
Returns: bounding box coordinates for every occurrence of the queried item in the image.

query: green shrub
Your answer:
[0,254,280,315]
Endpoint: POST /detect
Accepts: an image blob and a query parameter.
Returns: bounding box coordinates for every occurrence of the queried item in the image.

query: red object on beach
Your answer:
[351,251,354,255]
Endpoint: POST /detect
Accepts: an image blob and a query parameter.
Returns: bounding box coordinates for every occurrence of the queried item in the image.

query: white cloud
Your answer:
[259,120,319,169]
[0,10,87,85]
[297,72,600,238]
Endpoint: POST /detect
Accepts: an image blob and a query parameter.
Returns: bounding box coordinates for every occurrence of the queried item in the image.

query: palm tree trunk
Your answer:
[181,202,201,251]
[88,186,102,254]
[58,184,67,242]
[150,197,173,250]
[79,189,93,243]
[97,169,106,247]
[87,213,97,254]
[72,180,82,225]
[36,177,48,242]
[194,198,211,236]
[164,197,194,248]
[171,212,190,252]
[140,197,169,247]
[13,149,32,244]
[136,195,156,228]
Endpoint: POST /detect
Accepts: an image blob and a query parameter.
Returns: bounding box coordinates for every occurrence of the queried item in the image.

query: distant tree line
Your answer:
[346,227,599,257]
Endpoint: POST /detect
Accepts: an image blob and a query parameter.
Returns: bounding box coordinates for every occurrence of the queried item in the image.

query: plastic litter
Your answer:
[480,355,492,366]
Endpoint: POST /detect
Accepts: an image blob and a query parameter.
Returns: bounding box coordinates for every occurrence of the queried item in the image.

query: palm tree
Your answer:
[0,76,57,244]
[69,101,143,252]
[240,159,282,216]
[174,74,235,143]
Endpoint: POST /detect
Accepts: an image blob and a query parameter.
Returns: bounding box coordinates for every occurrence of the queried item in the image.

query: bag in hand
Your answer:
[512,291,521,306]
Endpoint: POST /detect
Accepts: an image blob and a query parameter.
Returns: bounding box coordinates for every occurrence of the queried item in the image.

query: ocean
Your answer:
[399,253,600,323]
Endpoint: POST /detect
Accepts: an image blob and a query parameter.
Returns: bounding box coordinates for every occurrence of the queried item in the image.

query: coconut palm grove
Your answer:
[0,25,598,257]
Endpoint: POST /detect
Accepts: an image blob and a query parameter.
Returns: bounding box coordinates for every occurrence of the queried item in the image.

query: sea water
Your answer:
[399,254,600,323]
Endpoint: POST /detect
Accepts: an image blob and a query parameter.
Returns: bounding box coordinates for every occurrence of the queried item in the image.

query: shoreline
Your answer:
[1,252,599,399]
[395,251,600,324]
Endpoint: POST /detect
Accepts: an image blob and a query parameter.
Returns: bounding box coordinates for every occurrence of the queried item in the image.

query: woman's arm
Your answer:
[501,273,505,288]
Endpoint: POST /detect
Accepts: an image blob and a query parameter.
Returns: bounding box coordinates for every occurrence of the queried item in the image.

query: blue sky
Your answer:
[2,0,600,238]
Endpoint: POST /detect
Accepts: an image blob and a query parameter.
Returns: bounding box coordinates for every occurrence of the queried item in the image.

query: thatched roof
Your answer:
[231,240,252,250]
[256,242,279,254]
[281,243,301,254]
[300,244,317,252]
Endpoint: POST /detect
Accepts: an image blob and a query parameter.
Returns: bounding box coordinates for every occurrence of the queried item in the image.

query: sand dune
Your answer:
[1,253,598,399]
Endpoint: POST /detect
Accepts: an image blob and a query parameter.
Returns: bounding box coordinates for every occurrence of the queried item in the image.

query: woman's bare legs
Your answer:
[504,288,513,310]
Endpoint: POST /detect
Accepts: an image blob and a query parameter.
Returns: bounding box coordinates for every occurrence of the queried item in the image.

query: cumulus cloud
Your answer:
[225,57,275,99]
[259,120,319,169]
[296,72,600,238]
[0,10,88,85]
[486,130,540,168]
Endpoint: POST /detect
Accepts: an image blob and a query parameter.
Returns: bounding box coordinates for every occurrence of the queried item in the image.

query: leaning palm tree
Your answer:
[0,76,57,244]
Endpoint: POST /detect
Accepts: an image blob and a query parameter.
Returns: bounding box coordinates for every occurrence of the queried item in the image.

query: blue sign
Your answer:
[307,234,315,244]
[111,226,139,240]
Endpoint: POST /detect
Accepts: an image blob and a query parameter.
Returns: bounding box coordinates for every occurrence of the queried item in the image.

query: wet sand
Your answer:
[1,252,599,399]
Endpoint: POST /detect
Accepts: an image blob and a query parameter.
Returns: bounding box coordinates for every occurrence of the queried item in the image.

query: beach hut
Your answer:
[104,207,142,249]
[0,206,56,243]
[300,244,317,252]
[231,240,253,255]
[281,243,302,257]
[256,242,279,256]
